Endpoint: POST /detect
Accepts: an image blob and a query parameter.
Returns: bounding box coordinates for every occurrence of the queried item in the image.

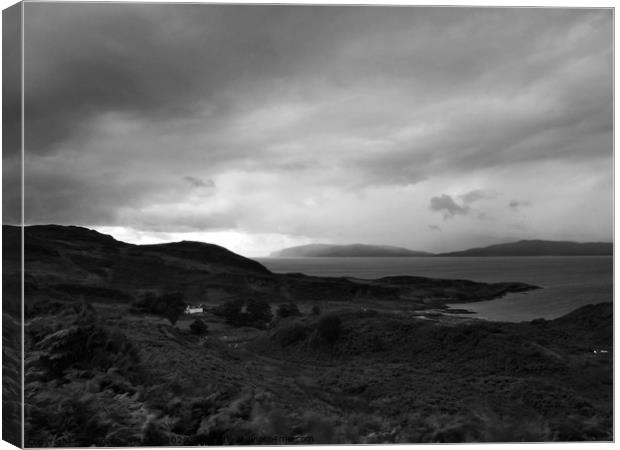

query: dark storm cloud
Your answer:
[429,195,470,219]
[18,4,612,243]
[24,3,423,154]
[24,5,612,161]
[23,3,272,152]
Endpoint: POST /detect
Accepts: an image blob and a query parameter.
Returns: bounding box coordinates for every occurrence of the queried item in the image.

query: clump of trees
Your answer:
[190,319,209,336]
[276,303,302,318]
[130,292,186,325]
[213,298,273,329]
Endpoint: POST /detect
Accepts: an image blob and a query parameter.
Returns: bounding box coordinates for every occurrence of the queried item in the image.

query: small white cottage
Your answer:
[185,305,204,314]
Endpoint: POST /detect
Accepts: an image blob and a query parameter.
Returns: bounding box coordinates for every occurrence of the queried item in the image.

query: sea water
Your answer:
[256,256,613,322]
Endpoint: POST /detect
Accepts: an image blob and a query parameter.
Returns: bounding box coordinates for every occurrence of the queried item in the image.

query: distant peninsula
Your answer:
[270,243,432,257]
[271,240,613,258]
[437,240,613,257]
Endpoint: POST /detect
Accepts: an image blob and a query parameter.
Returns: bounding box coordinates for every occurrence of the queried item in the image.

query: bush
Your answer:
[215,298,273,329]
[130,291,186,326]
[273,323,309,347]
[213,299,244,318]
[246,298,274,324]
[317,315,342,345]
[190,319,208,336]
[277,303,302,318]
[161,292,186,326]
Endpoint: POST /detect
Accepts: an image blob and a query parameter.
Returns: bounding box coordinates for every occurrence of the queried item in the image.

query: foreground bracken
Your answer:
[23,300,612,446]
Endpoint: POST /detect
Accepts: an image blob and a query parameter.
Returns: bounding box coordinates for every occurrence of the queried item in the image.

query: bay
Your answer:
[256,256,613,322]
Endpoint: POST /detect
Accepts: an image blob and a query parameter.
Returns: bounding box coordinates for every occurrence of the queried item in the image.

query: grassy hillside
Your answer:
[14,225,613,444]
[23,301,612,445]
[3,225,22,447]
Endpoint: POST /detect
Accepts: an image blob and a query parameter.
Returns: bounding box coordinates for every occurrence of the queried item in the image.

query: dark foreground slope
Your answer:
[23,301,612,445]
[2,225,22,447]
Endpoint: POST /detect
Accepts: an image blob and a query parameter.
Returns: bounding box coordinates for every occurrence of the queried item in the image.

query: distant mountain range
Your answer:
[270,243,433,257]
[438,240,613,257]
[271,240,613,257]
[4,225,537,312]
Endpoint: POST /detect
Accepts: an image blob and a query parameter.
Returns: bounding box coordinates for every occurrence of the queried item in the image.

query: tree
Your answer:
[215,298,272,328]
[159,292,186,326]
[190,319,208,335]
[245,298,274,325]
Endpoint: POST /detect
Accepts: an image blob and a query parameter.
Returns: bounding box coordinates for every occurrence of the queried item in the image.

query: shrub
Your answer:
[273,323,309,347]
[215,298,272,329]
[130,291,186,326]
[213,299,244,318]
[317,315,342,345]
[246,298,274,324]
[276,303,302,318]
[190,319,208,336]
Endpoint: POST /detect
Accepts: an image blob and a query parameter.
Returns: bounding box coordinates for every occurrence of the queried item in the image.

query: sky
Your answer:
[4,3,613,256]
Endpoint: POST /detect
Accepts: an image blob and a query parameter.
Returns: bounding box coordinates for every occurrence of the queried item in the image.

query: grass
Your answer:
[22,300,613,446]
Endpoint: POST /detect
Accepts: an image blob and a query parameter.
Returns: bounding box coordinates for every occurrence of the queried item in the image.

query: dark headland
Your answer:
[5,225,612,444]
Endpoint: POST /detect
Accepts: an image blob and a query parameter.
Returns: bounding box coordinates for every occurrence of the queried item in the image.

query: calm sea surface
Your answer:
[256,256,613,322]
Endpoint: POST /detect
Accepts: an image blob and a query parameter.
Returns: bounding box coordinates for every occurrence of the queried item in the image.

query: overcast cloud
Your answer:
[8,4,613,256]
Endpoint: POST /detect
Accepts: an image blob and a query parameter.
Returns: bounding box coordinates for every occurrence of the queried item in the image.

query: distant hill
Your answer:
[4,225,536,316]
[438,240,613,257]
[271,243,432,257]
